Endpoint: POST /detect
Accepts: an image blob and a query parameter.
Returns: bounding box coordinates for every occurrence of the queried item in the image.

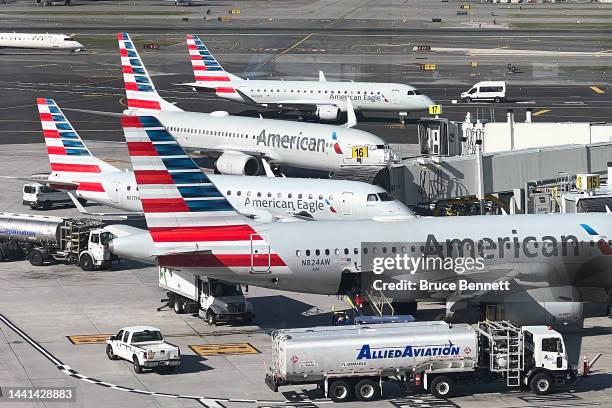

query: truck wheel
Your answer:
[329,379,352,402]
[243,314,253,325]
[530,372,552,395]
[28,250,44,266]
[106,345,117,360]
[173,297,185,314]
[42,201,51,210]
[355,379,380,402]
[79,254,94,271]
[494,97,501,103]
[206,310,217,326]
[431,375,454,398]
[133,356,143,374]
[465,97,472,103]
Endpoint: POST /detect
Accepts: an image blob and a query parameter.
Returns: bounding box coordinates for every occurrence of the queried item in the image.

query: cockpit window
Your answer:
[407,90,415,95]
[413,89,422,95]
[377,192,394,202]
[367,194,378,202]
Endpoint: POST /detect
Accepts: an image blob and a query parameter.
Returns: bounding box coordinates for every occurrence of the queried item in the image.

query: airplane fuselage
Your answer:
[52,169,412,220]
[0,33,83,50]
[214,80,435,113]
[115,213,612,297]
[147,110,397,172]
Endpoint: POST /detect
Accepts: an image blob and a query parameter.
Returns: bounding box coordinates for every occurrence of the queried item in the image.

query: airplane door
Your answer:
[110,181,120,203]
[250,233,271,273]
[341,192,353,215]
[391,89,400,104]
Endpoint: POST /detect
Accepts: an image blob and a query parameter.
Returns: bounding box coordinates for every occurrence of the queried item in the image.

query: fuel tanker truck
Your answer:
[0,212,118,270]
[265,320,577,402]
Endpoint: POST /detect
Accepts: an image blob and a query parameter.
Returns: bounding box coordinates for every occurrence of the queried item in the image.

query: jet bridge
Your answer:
[387,142,612,209]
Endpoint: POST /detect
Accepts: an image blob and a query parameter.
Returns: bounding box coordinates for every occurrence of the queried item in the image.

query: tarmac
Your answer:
[0,1,611,407]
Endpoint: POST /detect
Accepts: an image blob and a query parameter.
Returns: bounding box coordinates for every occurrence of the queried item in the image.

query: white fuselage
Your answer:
[0,33,83,50]
[215,80,435,113]
[51,169,412,220]
[111,213,612,297]
[143,110,396,172]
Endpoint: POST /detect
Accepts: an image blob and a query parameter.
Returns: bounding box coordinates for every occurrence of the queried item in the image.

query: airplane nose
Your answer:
[422,95,436,108]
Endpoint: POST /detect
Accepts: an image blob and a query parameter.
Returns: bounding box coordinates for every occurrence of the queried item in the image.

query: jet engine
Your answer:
[215,151,261,176]
[486,286,583,325]
[316,105,341,121]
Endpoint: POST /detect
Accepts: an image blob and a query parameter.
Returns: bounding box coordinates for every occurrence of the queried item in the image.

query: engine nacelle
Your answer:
[316,105,341,121]
[215,152,260,176]
[491,287,583,325]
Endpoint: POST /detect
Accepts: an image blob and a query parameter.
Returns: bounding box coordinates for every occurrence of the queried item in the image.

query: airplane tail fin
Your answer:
[117,32,182,112]
[37,98,119,192]
[185,34,243,81]
[121,114,263,250]
[185,34,242,93]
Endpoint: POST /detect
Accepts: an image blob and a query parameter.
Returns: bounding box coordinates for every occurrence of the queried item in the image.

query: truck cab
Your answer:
[22,182,71,210]
[79,228,117,271]
[523,325,569,373]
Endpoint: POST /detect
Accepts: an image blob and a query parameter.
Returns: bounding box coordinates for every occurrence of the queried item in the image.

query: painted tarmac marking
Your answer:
[533,109,551,116]
[67,334,112,345]
[190,343,260,356]
[590,86,605,94]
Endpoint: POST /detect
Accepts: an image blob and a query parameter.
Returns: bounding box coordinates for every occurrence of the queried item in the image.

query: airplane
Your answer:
[109,113,612,325]
[26,98,412,221]
[117,32,398,176]
[180,34,436,121]
[0,33,84,52]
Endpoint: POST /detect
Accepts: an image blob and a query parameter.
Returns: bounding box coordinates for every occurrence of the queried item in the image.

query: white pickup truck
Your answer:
[106,326,181,373]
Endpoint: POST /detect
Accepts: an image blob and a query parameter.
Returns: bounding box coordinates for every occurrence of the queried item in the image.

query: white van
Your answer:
[22,182,71,210]
[461,81,506,103]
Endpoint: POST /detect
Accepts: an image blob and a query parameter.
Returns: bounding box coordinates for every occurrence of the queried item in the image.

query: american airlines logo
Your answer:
[243,197,324,213]
[330,94,382,103]
[256,130,326,153]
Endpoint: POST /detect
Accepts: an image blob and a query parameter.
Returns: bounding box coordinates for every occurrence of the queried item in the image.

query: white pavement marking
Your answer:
[0,313,331,406]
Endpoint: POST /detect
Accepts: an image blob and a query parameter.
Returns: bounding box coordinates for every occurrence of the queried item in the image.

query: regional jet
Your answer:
[109,113,612,326]
[117,32,398,176]
[24,98,412,221]
[180,34,435,121]
[0,33,84,52]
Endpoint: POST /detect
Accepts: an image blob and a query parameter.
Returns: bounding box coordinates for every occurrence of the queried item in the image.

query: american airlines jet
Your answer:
[181,34,435,121]
[117,32,397,176]
[29,98,411,221]
[0,33,83,52]
[109,113,612,323]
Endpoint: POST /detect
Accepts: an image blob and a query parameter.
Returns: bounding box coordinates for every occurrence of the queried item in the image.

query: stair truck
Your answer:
[265,320,577,402]
[0,212,118,270]
[159,266,254,326]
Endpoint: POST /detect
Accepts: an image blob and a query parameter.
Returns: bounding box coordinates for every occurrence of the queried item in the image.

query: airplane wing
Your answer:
[0,175,79,189]
[67,192,142,219]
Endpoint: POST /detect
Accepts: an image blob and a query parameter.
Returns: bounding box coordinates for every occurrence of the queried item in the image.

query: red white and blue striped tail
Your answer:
[121,114,263,246]
[117,32,182,112]
[37,98,119,193]
[185,34,241,95]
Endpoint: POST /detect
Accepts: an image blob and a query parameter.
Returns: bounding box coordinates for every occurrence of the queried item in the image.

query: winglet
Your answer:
[319,70,327,82]
[343,97,357,128]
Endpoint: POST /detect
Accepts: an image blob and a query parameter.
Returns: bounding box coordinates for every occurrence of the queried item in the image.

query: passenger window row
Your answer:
[249,89,381,95]
[227,190,332,200]
[295,248,359,257]
[168,126,256,140]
